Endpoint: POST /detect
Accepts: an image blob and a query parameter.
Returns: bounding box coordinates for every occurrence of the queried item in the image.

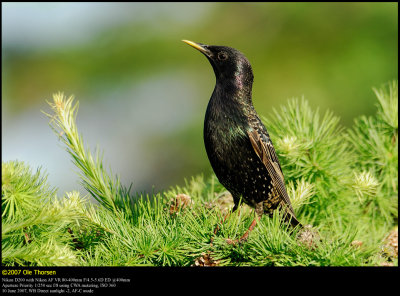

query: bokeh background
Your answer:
[2,2,398,196]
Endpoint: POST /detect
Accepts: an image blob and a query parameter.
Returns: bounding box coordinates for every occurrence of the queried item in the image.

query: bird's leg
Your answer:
[239,215,260,241]
[226,216,261,245]
[210,203,238,246]
[213,211,230,235]
[226,202,263,245]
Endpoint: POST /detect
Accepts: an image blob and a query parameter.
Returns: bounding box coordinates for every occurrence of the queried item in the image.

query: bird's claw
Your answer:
[226,236,248,246]
[225,238,238,245]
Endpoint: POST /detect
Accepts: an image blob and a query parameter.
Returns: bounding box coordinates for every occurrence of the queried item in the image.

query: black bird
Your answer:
[183,40,301,243]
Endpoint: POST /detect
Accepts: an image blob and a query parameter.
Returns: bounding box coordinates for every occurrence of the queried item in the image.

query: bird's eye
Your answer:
[218,52,228,61]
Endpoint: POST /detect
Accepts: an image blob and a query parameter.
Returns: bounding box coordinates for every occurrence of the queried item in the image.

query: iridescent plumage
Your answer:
[183,40,301,235]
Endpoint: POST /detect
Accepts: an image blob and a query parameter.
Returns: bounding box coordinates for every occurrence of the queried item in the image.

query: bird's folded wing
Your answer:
[247,129,296,216]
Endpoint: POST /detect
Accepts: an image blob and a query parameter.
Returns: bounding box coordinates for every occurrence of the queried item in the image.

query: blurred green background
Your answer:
[2,2,398,196]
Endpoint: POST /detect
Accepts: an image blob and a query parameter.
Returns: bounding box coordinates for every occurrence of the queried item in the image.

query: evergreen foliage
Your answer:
[2,81,398,266]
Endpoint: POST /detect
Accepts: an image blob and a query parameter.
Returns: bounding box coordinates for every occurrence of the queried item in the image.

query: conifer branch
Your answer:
[43,93,129,213]
[2,82,397,266]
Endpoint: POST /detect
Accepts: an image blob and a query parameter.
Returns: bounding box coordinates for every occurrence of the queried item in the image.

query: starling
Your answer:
[183,40,301,243]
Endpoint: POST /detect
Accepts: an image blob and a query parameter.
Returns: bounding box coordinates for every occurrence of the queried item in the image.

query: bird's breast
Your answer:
[204,100,250,167]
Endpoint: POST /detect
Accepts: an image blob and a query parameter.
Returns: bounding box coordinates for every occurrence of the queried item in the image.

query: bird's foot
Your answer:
[225,216,259,246]
[225,234,249,246]
[225,238,238,245]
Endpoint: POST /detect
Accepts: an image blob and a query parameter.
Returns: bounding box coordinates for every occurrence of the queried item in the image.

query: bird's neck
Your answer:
[214,73,253,106]
[208,76,255,128]
[214,60,254,104]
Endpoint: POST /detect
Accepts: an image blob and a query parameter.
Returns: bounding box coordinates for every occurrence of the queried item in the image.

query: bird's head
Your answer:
[183,40,253,85]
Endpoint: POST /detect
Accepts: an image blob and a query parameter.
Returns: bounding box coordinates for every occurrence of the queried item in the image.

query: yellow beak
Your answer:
[182,40,211,56]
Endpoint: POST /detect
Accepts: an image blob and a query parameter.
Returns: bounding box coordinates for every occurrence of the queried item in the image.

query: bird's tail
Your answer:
[279,203,302,229]
[280,207,303,229]
[288,214,302,229]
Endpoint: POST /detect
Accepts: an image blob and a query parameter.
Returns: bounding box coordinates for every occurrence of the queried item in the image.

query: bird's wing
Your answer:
[247,129,296,217]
